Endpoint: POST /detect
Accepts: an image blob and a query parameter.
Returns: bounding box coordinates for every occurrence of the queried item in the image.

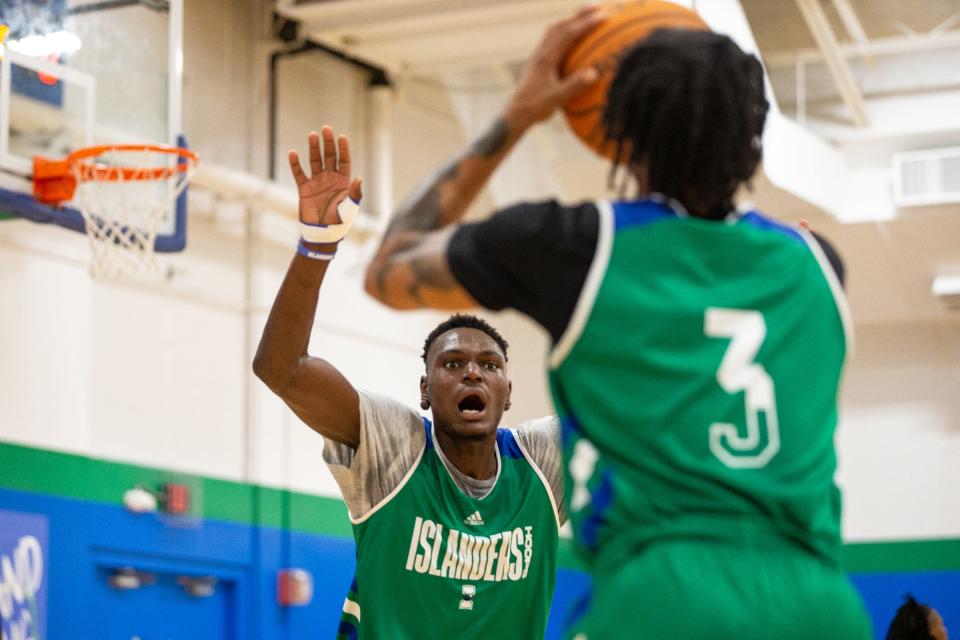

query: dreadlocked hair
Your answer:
[421,314,509,365]
[885,594,936,640]
[603,28,769,220]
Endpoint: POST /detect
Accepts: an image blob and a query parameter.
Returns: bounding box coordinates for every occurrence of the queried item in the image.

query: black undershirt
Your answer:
[447,200,846,344]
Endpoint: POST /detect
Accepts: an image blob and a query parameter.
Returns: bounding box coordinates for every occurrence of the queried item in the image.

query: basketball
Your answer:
[561,1,710,159]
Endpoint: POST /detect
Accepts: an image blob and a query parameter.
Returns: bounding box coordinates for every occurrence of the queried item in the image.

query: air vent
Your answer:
[893,147,960,207]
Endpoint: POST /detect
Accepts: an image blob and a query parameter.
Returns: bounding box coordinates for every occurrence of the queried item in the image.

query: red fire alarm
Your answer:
[163,483,191,514]
[277,568,313,607]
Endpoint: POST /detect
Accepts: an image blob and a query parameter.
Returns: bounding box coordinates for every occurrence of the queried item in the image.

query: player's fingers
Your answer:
[349,176,363,202]
[556,66,600,104]
[573,2,603,20]
[544,5,605,62]
[566,3,606,32]
[563,8,606,46]
[308,131,322,175]
[288,150,308,186]
[543,4,599,43]
[338,134,351,176]
[322,125,336,172]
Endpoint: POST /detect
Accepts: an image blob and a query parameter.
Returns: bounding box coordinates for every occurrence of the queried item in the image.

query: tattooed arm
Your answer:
[362,116,523,310]
[363,4,604,311]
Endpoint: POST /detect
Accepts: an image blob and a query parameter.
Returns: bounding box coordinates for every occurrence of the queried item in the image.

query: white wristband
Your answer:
[299,198,360,244]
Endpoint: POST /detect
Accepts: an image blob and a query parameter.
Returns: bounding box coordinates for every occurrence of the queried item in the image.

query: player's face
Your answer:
[422,328,511,440]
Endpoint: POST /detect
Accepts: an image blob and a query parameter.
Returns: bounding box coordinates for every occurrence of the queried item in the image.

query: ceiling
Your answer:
[744,0,960,53]
[273,0,960,325]
[275,0,585,73]
[742,0,960,134]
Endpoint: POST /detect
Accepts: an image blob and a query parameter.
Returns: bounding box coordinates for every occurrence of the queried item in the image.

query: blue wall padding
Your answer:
[0,487,955,640]
[852,572,960,638]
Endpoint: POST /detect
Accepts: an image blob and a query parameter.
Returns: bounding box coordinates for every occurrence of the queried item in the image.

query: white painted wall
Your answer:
[838,321,960,541]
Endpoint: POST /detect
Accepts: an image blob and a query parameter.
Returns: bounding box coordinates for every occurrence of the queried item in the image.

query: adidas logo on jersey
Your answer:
[464,511,484,526]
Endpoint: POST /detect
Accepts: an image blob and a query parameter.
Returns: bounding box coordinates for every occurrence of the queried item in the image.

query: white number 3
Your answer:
[705,308,780,469]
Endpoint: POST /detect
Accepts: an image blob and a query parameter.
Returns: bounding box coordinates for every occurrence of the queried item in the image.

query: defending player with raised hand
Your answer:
[363,5,872,640]
[254,127,566,639]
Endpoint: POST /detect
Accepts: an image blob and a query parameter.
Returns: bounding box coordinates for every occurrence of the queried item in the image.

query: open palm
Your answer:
[289,126,362,227]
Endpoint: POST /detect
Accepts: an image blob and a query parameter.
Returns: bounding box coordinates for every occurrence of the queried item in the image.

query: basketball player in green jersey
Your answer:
[253,126,565,639]
[362,6,872,640]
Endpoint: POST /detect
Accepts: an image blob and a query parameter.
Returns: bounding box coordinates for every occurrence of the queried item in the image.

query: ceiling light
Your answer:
[7,30,82,57]
[932,273,960,310]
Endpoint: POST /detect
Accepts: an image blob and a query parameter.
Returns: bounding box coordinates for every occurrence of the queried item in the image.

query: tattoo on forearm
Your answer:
[372,233,419,299]
[374,261,390,300]
[406,256,458,304]
[386,160,459,235]
[384,117,511,238]
[368,118,512,306]
[470,117,509,158]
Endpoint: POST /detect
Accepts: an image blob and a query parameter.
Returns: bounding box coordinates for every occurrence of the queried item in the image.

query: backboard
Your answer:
[0,0,186,244]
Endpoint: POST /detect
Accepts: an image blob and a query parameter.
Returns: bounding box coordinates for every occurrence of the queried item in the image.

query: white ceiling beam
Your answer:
[304,25,537,74]
[278,0,580,32]
[277,0,457,23]
[316,7,555,48]
[770,53,960,106]
[891,20,918,39]
[930,11,960,37]
[284,0,580,74]
[829,0,871,62]
[795,0,868,126]
[764,31,960,67]
[303,9,555,73]
[308,28,533,75]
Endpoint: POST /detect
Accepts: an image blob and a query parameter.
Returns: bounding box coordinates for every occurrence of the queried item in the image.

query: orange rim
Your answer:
[68,144,199,182]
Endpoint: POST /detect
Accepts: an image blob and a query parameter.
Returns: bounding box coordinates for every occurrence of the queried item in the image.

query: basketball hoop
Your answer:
[33,144,198,279]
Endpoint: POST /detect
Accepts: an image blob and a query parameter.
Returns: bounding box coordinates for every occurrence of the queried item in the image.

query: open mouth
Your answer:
[457,393,487,419]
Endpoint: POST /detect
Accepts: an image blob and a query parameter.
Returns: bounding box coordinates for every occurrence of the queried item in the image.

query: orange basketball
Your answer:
[561,1,710,160]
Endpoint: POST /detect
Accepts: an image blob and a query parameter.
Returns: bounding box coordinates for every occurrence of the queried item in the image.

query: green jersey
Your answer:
[334,416,561,639]
[549,199,853,573]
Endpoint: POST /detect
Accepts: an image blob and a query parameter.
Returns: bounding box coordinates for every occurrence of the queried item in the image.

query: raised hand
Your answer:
[288,126,362,228]
[505,4,605,129]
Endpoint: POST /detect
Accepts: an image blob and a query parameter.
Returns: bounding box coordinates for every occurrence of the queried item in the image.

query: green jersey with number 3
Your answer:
[335,418,560,639]
[549,199,853,572]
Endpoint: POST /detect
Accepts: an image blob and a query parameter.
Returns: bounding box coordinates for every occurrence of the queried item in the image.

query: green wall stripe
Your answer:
[556,539,960,574]
[0,441,343,533]
[2,441,959,573]
[841,539,960,573]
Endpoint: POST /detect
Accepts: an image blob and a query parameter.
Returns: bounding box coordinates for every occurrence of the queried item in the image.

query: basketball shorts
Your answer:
[564,539,872,640]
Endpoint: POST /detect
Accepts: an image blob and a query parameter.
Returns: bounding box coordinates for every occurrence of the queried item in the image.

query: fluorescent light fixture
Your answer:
[932,273,960,297]
[6,30,82,57]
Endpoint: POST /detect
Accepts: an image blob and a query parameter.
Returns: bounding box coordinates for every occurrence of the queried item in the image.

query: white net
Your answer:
[69,146,197,280]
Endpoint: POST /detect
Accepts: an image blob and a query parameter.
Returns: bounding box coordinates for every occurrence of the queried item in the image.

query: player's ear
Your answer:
[505,381,512,412]
[420,374,430,410]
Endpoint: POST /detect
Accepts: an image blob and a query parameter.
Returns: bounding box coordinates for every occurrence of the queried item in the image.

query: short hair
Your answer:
[603,28,769,220]
[421,314,509,364]
[886,594,936,640]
